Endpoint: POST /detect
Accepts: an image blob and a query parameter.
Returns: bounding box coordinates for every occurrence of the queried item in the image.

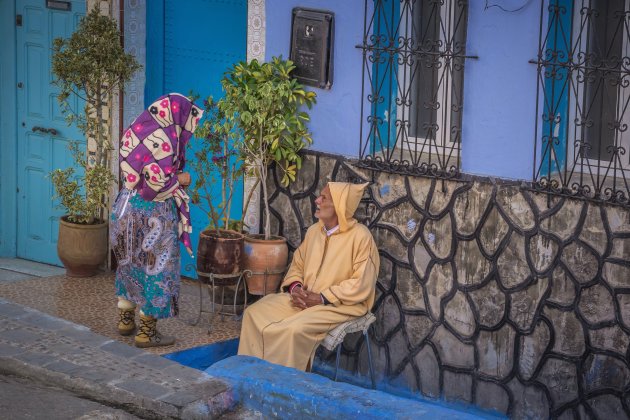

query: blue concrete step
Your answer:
[206,356,503,419]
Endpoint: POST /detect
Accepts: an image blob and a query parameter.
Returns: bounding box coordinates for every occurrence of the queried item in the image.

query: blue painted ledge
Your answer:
[206,355,504,419]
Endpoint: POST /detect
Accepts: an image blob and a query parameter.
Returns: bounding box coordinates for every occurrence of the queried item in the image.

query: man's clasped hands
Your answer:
[290,284,324,309]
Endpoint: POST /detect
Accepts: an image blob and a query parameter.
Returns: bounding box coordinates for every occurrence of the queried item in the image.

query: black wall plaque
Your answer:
[290,8,334,89]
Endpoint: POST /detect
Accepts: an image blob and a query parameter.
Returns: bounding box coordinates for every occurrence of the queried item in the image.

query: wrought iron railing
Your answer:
[532,0,630,205]
[357,0,474,178]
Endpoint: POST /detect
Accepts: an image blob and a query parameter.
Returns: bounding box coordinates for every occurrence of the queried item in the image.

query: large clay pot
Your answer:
[196,229,244,284]
[242,234,288,296]
[57,216,108,277]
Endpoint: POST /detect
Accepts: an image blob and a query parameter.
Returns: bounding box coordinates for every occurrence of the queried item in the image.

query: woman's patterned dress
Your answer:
[110,189,180,318]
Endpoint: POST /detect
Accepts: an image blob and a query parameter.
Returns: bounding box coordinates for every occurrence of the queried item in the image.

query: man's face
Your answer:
[314,185,337,225]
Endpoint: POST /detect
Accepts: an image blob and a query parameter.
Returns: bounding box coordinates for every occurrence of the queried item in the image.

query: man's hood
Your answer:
[326,182,369,232]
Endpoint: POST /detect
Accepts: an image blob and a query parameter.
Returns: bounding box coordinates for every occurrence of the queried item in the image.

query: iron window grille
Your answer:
[357,0,473,179]
[533,0,630,205]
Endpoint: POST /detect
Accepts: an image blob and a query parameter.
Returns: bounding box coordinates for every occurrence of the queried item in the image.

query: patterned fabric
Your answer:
[321,312,376,351]
[110,189,180,319]
[119,93,203,255]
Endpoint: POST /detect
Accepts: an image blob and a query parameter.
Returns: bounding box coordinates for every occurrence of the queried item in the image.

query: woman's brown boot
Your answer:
[134,314,175,348]
[117,308,136,336]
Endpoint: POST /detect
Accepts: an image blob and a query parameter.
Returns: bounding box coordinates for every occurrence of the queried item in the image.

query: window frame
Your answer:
[569,0,630,175]
[533,0,630,205]
[399,0,467,158]
[357,0,473,179]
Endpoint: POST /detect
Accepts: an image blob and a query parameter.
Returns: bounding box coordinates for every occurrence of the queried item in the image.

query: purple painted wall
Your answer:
[460,1,540,180]
[266,0,541,181]
[266,0,366,157]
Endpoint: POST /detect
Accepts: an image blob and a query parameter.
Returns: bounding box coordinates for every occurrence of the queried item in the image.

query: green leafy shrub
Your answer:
[50,6,141,224]
[219,56,317,238]
[189,96,244,234]
[50,143,114,224]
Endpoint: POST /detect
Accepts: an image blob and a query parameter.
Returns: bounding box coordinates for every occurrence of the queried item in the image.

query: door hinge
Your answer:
[16,14,22,27]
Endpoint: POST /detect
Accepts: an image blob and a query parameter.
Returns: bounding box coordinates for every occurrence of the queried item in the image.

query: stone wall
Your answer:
[266,151,630,419]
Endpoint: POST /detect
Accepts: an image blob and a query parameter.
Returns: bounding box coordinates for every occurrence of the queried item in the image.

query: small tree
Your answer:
[219,57,316,239]
[50,143,114,224]
[189,96,244,234]
[51,6,141,223]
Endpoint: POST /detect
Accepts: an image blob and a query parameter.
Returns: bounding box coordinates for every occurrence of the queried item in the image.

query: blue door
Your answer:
[146,0,247,277]
[16,0,86,265]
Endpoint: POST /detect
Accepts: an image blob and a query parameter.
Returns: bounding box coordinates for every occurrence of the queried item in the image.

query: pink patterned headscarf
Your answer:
[119,93,203,255]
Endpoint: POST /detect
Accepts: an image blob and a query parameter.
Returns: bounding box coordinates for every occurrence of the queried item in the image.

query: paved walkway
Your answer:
[0,297,237,419]
[0,296,499,419]
[0,264,242,356]
[0,260,500,419]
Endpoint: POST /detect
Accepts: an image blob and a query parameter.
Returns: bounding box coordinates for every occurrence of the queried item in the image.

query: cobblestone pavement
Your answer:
[0,272,242,355]
[0,372,142,419]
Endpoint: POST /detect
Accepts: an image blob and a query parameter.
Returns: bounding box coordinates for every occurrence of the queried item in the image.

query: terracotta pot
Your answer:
[57,216,108,277]
[242,234,288,296]
[196,229,244,284]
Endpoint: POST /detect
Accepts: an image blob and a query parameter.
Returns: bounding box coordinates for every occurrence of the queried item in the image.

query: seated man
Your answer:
[238,181,380,371]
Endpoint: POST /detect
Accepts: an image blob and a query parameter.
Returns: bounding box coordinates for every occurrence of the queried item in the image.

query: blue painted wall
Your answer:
[266,0,366,158]
[460,2,540,180]
[0,1,17,257]
[266,0,541,180]
[145,1,165,106]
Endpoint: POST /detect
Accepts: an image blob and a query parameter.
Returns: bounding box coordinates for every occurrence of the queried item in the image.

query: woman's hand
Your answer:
[177,172,191,188]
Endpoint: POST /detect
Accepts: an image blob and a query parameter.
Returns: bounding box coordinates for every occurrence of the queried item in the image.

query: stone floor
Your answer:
[0,262,243,355]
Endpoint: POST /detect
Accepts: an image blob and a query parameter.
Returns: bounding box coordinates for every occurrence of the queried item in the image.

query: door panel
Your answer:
[16,0,86,265]
[148,0,247,277]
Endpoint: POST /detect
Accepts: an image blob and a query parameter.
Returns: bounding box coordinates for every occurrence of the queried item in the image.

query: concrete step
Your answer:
[206,356,503,419]
[0,258,65,278]
[0,298,235,419]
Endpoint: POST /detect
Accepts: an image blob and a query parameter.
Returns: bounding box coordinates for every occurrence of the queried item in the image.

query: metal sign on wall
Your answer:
[290,8,334,89]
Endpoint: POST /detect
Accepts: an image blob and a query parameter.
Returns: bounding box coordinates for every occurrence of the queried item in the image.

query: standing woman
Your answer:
[110,93,203,348]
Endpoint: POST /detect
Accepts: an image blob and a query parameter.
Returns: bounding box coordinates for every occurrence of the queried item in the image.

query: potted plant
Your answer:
[50,6,141,276]
[189,95,245,283]
[219,56,317,295]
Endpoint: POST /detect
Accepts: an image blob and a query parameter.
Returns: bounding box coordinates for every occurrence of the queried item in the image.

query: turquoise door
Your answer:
[146,0,247,277]
[15,0,86,265]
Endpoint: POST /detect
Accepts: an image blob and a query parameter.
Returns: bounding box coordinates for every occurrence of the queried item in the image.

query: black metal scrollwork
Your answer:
[357,0,473,181]
[533,0,630,208]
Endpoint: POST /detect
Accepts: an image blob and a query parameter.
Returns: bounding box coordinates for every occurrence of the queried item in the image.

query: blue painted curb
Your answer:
[206,355,499,419]
[163,338,238,371]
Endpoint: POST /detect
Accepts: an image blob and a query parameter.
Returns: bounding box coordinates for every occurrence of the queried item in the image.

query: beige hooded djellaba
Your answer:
[237,182,380,371]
